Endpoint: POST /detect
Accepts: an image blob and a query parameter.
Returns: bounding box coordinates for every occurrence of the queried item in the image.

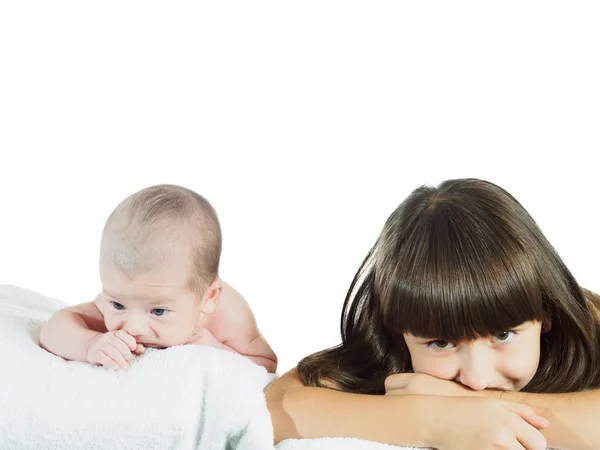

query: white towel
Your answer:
[0,285,557,450]
[276,438,422,450]
[0,285,276,450]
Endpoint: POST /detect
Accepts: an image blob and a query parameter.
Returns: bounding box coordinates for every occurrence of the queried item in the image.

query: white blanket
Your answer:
[1,285,550,450]
[0,285,276,450]
[276,439,421,449]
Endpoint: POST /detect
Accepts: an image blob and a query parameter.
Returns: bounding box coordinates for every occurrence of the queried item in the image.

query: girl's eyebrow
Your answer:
[410,333,443,340]
[411,336,442,344]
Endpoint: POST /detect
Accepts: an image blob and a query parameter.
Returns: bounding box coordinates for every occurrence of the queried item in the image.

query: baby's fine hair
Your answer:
[100,184,222,292]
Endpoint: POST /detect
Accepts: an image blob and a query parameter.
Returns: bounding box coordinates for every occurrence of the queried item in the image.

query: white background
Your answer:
[1,2,598,374]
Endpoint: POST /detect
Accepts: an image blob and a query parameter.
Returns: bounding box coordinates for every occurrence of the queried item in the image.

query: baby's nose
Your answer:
[123,319,149,337]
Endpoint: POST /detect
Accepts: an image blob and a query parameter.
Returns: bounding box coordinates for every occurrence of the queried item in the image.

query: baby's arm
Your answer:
[39,298,107,362]
[40,297,143,369]
[207,281,278,373]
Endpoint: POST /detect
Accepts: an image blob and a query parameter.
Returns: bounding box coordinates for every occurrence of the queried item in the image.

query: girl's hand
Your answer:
[386,374,550,450]
[385,372,481,397]
[427,396,549,450]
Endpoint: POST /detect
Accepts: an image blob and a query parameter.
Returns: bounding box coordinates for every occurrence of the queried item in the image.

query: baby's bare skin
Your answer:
[41,263,278,373]
[41,184,277,372]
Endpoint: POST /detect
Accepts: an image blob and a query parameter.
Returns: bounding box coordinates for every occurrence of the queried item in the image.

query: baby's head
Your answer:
[96,184,222,348]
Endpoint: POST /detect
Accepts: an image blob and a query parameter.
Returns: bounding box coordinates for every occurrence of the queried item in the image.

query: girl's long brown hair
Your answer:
[298,179,600,394]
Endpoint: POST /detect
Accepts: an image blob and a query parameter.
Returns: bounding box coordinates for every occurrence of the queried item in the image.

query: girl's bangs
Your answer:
[380,218,546,342]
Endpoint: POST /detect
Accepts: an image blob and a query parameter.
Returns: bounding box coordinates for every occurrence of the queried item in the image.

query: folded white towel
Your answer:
[0,285,276,450]
[276,438,423,450]
[0,285,557,450]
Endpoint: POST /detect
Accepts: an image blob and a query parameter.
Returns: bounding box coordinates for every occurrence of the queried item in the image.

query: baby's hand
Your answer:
[86,330,145,370]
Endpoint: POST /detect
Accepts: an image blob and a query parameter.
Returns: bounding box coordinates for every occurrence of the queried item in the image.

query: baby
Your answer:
[40,184,278,373]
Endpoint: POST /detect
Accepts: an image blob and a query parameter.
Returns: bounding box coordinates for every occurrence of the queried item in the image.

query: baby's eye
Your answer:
[492,331,516,343]
[151,308,168,317]
[110,301,125,311]
[428,340,456,350]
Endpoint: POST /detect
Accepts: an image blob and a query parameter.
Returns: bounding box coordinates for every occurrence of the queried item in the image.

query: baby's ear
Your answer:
[200,278,222,314]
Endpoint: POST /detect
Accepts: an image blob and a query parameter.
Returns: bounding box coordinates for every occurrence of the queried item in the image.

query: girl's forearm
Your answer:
[267,383,434,446]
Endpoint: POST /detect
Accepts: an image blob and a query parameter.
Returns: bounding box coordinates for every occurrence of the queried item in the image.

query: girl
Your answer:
[266,178,600,450]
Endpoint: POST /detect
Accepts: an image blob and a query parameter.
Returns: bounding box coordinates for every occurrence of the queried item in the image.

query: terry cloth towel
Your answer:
[0,285,276,450]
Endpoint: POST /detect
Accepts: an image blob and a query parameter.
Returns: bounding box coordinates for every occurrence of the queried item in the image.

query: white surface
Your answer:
[0,285,275,450]
[0,2,598,377]
[277,438,422,450]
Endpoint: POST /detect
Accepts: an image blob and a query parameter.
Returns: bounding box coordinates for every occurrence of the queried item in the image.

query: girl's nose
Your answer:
[458,348,494,391]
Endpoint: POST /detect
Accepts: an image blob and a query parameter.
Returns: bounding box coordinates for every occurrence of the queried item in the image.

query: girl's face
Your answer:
[403,320,543,391]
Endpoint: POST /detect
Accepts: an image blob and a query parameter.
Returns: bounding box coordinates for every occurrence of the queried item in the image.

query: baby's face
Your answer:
[97,254,204,348]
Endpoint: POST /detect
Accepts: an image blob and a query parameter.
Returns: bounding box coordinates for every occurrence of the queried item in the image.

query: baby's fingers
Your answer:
[108,335,133,362]
[115,330,137,351]
[133,344,145,355]
[102,344,129,369]
[96,351,119,370]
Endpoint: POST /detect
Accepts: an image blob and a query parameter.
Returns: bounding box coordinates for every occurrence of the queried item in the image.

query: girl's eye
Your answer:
[110,301,125,311]
[151,308,168,317]
[428,340,456,350]
[492,331,515,343]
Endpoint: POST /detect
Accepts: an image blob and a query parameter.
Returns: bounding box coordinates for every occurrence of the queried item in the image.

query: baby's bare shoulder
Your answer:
[65,298,107,332]
[218,281,248,308]
[207,281,257,340]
